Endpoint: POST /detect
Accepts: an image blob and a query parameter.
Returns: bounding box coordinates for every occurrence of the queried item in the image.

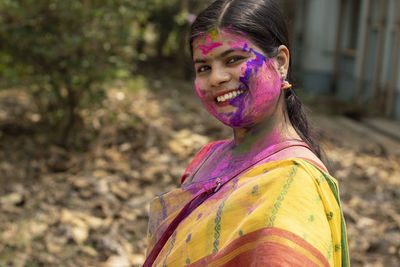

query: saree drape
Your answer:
[146,158,349,266]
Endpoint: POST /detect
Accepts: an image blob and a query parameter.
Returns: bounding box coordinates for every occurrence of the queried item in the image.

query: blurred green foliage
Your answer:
[0,0,205,146]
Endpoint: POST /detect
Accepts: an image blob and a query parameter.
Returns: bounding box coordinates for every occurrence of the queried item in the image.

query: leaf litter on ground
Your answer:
[0,78,399,266]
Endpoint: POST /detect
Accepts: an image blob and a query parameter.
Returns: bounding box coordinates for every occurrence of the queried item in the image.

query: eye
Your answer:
[197,65,210,73]
[226,56,245,65]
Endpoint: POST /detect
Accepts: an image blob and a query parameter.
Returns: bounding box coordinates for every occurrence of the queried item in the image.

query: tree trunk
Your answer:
[59,85,78,148]
[178,0,190,79]
[136,22,147,55]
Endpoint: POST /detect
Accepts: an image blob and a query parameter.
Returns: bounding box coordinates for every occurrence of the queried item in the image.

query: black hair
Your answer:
[189,0,322,159]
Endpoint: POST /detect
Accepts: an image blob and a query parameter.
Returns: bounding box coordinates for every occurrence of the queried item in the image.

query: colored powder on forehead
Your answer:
[198,28,249,55]
[195,30,222,55]
[197,42,222,55]
[206,34,212,44]
[207,29,218,43]
[228,41,248,51]
[220,28,247,41]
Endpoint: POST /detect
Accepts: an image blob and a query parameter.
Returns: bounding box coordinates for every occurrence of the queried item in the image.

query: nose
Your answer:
[209,67,231,87]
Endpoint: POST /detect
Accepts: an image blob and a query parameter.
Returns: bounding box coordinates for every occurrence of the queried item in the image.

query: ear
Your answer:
[274,45,290,80]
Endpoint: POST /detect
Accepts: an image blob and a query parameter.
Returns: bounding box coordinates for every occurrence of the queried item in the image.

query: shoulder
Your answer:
[240,158,335,196]
[272,143,329,174]
[180,139,230,184]
[219,159,336,266]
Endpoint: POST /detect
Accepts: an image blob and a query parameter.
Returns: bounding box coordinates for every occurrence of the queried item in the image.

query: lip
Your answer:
[213,87,247,107]
[213,88,240,98]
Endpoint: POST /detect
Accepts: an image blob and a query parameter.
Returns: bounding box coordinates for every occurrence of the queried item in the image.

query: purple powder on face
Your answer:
[239,50,266,89]
[194,33,280,129]
[227,45,271,127]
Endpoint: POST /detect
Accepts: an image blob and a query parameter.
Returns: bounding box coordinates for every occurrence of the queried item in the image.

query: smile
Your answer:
[215,89,245,103]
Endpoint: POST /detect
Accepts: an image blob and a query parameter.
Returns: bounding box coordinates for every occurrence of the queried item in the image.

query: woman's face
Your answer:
[192,30,282,128]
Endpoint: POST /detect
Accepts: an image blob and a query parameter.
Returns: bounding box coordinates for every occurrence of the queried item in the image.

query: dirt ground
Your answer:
[0,75,399,267]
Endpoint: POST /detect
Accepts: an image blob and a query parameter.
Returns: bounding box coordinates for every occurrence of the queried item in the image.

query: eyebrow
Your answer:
[193,48,246,64]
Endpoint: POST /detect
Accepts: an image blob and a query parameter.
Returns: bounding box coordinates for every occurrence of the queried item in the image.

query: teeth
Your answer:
[216,90,245,102]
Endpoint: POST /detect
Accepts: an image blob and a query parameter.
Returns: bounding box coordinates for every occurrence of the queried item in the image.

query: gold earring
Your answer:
[281,79,292,90]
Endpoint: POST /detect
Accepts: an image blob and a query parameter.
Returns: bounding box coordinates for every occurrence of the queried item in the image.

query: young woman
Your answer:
[144,0,349,266]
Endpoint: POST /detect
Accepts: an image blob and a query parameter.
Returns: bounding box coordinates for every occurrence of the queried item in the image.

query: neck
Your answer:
[190,100,302,184]
[230,106,300,157]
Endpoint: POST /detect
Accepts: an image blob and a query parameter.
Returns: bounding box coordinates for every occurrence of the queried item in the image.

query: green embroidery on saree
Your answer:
[304,160,350,267]
[212,200,226,253]
[326,239,333,261]
[266,163,299,227]
[316,174,325,185]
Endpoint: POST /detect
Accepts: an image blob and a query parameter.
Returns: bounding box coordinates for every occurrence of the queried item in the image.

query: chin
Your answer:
[213,114,255,128]
[213,109,274,129]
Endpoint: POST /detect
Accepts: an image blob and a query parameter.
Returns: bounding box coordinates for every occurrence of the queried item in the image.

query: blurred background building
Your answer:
[290,0,400,119]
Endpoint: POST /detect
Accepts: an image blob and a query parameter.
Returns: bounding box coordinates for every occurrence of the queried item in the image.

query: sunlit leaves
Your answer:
[0,0,198,145]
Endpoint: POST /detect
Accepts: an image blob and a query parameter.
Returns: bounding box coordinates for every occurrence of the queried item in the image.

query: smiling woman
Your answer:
[193,32,285,128]
[144,0,350,266]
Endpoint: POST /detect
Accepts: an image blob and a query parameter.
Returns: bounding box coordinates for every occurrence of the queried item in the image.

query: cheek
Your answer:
[194,80,211,100]
[195,80,219,116]
[252,61,281,96]
[239,65,247,76]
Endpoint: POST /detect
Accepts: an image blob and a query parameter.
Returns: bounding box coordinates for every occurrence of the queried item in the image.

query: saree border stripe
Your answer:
[188,227,330,267]
[217,241,319,267]
[304,160,350,266]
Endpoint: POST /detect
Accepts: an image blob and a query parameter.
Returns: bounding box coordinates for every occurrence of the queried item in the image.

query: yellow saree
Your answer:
[146,157,349,266]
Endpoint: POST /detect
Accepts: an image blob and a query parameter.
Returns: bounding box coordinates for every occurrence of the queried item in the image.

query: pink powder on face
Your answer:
[215,55,281,128]
[197,42,223,55]
[194,81,206,97]
[196,32,223,55]
[194,31,281,128]
[195,81,218,116]
[206,34,212,44]
[227,41,247,50]
[223,29,247,45]
[243,59,281,121]
[190,30,290,184]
